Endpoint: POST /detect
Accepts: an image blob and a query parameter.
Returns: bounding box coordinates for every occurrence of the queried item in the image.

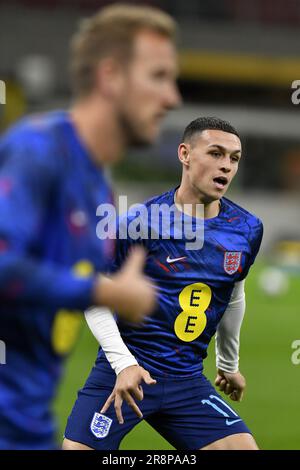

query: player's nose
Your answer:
[219,155,232,173]
[163,83,182,110]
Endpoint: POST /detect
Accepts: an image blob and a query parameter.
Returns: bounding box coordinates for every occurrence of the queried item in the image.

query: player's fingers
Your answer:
[100,393,115,414]
[131,385,144,401]
[214,375,222,386]
[123,392,143,419]
[114,394,124,424]
[138,385,144,400]
[224,383,234,395]
[125,247,147,275]
[142,370,157,386]
[218,379,227,392]
[231,389,243,402]
[230,390,238,401]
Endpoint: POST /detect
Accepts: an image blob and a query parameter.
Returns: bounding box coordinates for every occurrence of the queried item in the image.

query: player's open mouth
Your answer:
[213,176,228,190]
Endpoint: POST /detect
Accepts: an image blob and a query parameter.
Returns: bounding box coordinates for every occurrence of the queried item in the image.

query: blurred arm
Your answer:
[0,131,156,320]
[0,134,95,310]
[215,280,246,373]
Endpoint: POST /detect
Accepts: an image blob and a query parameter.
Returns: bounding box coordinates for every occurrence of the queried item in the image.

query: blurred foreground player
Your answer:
[0,4,180,449]
[64,117,263,450]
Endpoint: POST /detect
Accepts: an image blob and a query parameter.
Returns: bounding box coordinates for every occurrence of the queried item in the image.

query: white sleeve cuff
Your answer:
[85,306,138,375]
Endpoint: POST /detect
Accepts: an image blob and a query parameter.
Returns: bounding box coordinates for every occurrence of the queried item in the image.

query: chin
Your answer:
[202,192,222,204]
[131,132,157,147]
[140,122,160,144]
[212,187,228,200]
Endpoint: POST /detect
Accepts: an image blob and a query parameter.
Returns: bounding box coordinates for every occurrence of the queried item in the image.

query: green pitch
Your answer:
[54,263,300,449]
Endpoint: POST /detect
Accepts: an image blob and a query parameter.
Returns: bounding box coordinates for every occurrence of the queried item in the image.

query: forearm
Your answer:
[85,306,138,375]
[215,280,246,373]
[0,251,95,310]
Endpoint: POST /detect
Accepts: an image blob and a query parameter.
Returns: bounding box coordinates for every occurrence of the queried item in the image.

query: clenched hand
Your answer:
[215,369,246,402]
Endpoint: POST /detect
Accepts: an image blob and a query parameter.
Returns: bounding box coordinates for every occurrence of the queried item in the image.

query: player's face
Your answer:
[117,30,181,145]
[181,129,242,203]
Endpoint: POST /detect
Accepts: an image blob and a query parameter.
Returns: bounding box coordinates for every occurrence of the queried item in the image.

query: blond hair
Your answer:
[70,3,177,97]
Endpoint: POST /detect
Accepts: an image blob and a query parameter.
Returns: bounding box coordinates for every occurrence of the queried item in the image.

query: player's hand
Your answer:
[94,247,156,323]
[100,365,157,424]
[215,369,246,402]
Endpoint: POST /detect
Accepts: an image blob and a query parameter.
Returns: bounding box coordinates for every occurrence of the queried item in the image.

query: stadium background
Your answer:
[0,0,299,450]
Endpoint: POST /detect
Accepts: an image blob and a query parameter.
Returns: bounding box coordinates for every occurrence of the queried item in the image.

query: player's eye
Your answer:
[231,155,240,163]
[209,151,221,158]
[151,70,168,81]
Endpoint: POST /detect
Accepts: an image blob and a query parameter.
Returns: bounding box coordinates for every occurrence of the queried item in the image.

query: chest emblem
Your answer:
[224,251,242,275]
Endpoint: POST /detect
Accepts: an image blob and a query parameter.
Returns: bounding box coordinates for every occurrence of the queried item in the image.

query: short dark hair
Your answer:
[182,116,240,144]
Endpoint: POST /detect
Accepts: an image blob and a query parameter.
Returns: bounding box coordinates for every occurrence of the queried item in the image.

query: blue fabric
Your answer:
[66,189,262,449]
[102,188,263,377]
[0,111,114,449]
[65,354,250,450]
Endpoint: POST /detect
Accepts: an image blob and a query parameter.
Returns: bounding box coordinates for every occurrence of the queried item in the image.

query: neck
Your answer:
[70,94,126,166]
[175,183,221,220]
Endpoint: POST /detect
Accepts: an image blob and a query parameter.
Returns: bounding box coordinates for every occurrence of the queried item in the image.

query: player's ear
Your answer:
[178,143,190,167]
[94,58,125,98]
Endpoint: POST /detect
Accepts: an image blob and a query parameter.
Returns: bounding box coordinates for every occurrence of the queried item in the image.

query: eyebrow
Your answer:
[207,144,241,154]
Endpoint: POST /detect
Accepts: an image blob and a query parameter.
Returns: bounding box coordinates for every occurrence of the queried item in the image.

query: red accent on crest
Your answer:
[224,251,242,275]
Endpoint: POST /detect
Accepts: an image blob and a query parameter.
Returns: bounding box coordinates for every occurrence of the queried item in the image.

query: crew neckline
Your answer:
[171,187,224,222]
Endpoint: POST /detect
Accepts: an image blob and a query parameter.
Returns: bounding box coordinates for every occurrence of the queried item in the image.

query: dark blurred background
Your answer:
[0,0,299,251]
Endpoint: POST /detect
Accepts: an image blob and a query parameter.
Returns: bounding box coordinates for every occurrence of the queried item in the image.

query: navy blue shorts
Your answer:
[65,357,251,450]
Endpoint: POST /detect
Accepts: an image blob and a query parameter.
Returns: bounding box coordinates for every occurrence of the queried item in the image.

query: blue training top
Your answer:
[95,188,263,378]
[0,111,114,448]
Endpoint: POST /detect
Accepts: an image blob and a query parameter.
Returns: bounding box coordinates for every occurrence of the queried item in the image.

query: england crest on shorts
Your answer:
[224,251,242,275]
[90,412,112,439]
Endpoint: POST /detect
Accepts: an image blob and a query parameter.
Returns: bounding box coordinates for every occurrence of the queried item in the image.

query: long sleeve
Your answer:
[0,129,95,310]
[85,306,138,375]
[215,280,246,373]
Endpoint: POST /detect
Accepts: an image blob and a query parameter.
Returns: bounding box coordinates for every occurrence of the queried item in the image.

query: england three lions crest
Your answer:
[90,412,112,439]
[224,251,242,275]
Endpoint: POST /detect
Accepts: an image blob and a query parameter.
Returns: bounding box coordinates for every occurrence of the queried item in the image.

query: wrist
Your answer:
[216,357,239,374]
[217,364,239,374]
[93,275,116,309]
[116,360,139,376]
